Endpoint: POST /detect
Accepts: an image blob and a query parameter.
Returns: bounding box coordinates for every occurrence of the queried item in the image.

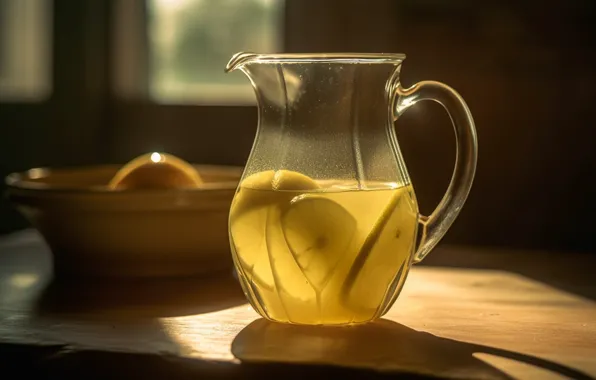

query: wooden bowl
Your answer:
[5,165,242,279]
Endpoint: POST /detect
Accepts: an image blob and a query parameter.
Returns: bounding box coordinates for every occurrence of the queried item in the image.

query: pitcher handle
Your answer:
[395,81,478,263]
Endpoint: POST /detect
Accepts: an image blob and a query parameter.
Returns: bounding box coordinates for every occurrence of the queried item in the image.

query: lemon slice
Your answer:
[231,170,320,217]
[239,170,276,190]
[281,195,356,292]
[230,170,322,284]
[271,170,320,191]
[239,169,320,191]
[230,169,323,321]
[240,170,320,190]
[108,152,202,190]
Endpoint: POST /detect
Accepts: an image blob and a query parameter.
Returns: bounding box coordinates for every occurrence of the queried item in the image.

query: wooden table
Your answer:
[1,229,595,379]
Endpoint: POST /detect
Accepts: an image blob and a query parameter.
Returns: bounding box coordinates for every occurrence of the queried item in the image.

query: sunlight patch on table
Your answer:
[403,267,594,306]
[159,304,258,361]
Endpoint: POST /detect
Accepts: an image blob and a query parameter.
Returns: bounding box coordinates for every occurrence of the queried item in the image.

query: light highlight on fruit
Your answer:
[108,152,203,190]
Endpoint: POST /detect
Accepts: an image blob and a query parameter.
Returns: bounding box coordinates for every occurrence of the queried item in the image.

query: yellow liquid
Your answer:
[229,174,418,325]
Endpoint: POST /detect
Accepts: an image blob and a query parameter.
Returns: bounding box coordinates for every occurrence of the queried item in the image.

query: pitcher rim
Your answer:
[225,52,406,72]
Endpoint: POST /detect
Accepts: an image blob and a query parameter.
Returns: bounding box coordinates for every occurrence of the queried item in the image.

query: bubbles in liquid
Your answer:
[229,170,418,325]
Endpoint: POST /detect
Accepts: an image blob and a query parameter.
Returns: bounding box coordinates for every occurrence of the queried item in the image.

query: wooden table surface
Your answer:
[0,229,595,379]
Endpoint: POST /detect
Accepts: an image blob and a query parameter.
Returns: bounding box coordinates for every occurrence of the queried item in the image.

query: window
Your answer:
[0,0,52,101]
[147,0,284,104]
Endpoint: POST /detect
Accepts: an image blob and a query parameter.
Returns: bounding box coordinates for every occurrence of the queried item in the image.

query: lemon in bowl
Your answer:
[6,153,242,279]
[108,152,203,190]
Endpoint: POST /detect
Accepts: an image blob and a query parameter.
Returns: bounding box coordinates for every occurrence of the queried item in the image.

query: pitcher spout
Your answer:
[225,51,407,113]
[225,52,259,73]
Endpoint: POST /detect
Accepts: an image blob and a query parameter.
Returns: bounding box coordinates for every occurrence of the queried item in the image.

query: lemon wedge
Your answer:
[341,186,418,311]
[108,152,202,190]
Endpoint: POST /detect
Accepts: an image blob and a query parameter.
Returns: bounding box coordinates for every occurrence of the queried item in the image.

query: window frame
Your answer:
[106,0,401,165]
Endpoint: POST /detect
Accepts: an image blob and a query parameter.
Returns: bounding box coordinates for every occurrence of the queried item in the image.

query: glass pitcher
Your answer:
[226,52,477,325]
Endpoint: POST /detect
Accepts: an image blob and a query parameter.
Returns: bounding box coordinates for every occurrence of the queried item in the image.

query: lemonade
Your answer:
[229,170,419,325]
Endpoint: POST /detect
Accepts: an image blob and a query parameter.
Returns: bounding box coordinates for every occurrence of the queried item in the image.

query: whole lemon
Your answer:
[108,152,202,190]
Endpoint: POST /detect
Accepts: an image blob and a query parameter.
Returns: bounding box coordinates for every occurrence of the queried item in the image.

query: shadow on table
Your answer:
[35,271,247,320]
[232,318,594,380]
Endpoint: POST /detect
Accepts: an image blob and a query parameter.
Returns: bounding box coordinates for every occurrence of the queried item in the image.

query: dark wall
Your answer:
[2,0,596,253]
[391,0,596,252]
[0,0,110,233]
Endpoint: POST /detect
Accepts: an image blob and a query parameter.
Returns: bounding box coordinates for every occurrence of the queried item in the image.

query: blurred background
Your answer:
[1,0,595,253]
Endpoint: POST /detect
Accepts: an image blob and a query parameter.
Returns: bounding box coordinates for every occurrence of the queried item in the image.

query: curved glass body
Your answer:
[226,52,477,325]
